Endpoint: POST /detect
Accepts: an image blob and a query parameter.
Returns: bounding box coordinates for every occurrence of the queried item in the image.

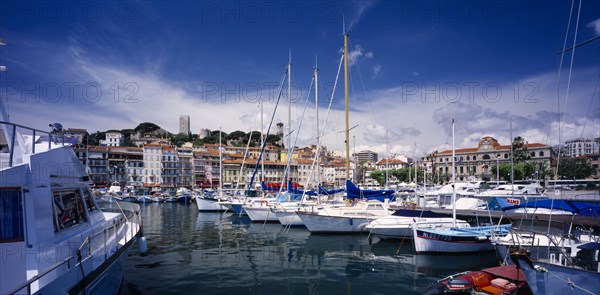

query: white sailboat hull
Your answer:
[196,196,229,211]
[412,227,494,253]
[244,206,279,222]
[365,217,470,239]
[274,210,304,226]
[298,213,372,233]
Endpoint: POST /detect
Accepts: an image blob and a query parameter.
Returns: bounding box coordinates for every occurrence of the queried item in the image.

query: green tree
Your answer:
[391,168,409,183]
[512,136,531,163]
[557,157,595,179]
[490,163,512,181]
[227,130,246,140]
[370,170,385,185]
[83,131,104,146]
[427,150,439,184]
[265,134,281,146]
[170,133,190,146]
[134,122,161,134]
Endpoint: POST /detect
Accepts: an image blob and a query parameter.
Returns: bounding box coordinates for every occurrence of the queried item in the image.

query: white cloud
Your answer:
[347,1,377,31]
[372,64,382,78]
[587,18,600,35]
[7,34,599,163]
[347,44,373,66]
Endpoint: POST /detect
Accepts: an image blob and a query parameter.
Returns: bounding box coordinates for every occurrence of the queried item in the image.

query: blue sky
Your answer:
[1,0,599,157]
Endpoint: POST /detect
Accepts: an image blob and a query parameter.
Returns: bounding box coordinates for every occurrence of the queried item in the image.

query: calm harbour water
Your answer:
[120,203,500,295]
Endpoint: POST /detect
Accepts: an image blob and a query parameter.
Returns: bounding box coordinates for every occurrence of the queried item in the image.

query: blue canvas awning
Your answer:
[502,199,600,217]
[346,180,395,202]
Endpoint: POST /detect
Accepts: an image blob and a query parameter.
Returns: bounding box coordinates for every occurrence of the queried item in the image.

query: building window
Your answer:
[482,154,490,160]
[539,151,544,157]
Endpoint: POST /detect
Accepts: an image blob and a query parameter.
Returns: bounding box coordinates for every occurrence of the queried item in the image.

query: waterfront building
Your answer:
[564,138,600,157]
[161,145,180,188]
[179,115,190,135]
[296,158,318,188]
[375,157,408,171]
[198,128,211,139]
[102,131,124,147]
[64,128,87,144]
[355,150,378,164]
[430,136,552,182]
[88,146,109,186]
[124,147,144,187]
[178,148,194,188]
[143,144,163,187]
[192,148,220,188]
[322,159,352,186]
[107,146,129,185]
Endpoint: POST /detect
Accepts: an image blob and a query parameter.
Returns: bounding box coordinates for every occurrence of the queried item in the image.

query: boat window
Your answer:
[83,188,97,212]
[0,188,24,243]
[367,204,384,210]
[52,190,87,232]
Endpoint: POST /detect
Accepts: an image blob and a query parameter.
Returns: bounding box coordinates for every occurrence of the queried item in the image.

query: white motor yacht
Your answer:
[0,118,146,294]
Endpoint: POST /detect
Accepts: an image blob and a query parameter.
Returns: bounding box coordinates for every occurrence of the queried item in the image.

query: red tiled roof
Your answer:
[376,158,407,165]
[438,142,549,155]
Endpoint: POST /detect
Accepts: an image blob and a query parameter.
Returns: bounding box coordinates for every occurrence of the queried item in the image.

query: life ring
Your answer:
[261,200,268,207]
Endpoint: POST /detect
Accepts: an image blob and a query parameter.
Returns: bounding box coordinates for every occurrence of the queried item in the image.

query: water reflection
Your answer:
[122,205,500,295]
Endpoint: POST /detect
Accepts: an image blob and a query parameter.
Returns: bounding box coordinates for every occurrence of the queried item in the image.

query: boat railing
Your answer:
[507,228,575,266]
[0,120,66,167]
[6,256,74,295]
[7,201,142,295]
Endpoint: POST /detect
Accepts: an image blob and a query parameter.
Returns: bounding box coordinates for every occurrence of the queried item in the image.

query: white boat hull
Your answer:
[365,217,469,239]
[196,196,229,211]
[298,213,372,233]
[37,233,137,294]
[244,206,279,222]
[274,210,304,226]
[412,227,494,253]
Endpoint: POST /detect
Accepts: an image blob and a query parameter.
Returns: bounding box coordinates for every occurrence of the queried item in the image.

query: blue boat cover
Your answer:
[577,242,600,250]
[502,199,600,217]
[318,185,345,195]
[346,180,395,202]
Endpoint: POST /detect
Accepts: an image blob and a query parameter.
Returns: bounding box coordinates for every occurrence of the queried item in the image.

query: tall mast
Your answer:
[219,126,223,195]
[510,120,514,197]
[344,30,350,180]
[260,98,265,182]
[288,50,292,182]
[452,118,456,227]
[314,56,320,187]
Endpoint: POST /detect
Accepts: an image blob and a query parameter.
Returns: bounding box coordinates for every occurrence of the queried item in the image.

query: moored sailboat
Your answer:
[412,119,511,253]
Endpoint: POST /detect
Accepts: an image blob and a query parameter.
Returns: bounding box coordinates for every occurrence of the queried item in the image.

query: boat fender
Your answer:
[138,236,148,255]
